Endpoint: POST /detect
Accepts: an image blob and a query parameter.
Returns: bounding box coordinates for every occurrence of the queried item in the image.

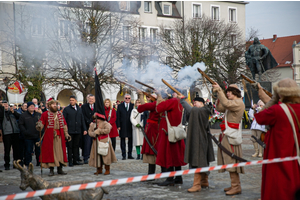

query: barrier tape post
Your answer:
[1,156,298,200]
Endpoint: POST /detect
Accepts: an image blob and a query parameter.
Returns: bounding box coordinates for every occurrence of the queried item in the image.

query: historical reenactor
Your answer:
[179,96,215,193]
[155,90,186,186]
[137,92,160,175]
[255,78,300,200]
[116,94,134,160]
[36,98,71,176]
[212,83,245,195]
[88,113,117,175]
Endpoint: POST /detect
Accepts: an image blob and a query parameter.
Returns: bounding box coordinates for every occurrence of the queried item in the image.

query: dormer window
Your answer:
[120,1,130,11]
[162,2,172,16]
[144,1,152,13]
[83,1,92,7]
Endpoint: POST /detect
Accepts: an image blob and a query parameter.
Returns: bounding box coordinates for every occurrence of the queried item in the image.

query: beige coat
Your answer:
[214,87,245,173]
[88,120,117,167]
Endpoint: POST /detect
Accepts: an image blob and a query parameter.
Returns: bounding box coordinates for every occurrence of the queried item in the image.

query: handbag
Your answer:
[224,111,243,145]
[280,103,300,165]
[165,110,186,143]
[97,138,110,156]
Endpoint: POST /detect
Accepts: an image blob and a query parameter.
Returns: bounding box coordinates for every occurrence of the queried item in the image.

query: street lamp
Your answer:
[3,77,9,101]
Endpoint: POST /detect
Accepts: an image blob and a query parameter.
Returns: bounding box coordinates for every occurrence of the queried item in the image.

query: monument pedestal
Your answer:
[244,82,272,109]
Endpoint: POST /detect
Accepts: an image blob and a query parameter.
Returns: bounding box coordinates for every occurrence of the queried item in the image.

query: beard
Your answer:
[49,106,58,112]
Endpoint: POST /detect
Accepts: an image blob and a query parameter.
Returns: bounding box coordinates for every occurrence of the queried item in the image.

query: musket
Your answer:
[240,74,272,97]
[115,78,157,102]
[135,80,155,91]
[161,79,193,107]
[197,68,216,85]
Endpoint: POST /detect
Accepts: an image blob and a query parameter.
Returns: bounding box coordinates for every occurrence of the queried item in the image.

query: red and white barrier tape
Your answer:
[1,156,299,200]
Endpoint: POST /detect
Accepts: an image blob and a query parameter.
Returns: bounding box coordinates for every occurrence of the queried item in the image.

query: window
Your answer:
[165,29,174,43]
[193,4,201,18]
[123,26,130,41]
[59,20,69,37]
[211,6,220,20]
[229,8,236,22]
[139,27,147,42]
[57,1,68,4]
[144,1,152,12]
[119,1,130,11]
[83,1,92,7]
[162,3,172,15]
[166,56,174,67]
[150,28,158,43]
[31,18,43,36]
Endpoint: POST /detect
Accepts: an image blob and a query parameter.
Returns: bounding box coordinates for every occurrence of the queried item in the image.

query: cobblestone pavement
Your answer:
[0,129,262,200]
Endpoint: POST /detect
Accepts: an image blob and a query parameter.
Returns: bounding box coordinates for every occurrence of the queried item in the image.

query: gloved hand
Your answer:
[65,134,72,142]
[36,121,43,131]
[136,124,141,128]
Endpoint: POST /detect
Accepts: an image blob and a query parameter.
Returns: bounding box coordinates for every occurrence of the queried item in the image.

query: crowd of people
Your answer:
[0,77,299,200]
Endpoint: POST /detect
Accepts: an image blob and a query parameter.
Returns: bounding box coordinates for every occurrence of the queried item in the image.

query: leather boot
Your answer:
[94,163,103,175]
[158,167,174,186]
[224,186,231,192]
[57,165,67,175]
[258,145,263,157]
[161,166,167,173]
[252,142,259,157]
[104,165,110,175]
[174,166,183,184]
[136,155,140,160]
[148,164,156,175]
[200,173,209,188]
[226,172,242,195]
[48,167,54,176]
[187,173,201,193]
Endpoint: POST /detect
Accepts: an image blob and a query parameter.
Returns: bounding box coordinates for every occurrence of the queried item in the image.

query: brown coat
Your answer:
[88,120,117,167]
[214,87,245,173]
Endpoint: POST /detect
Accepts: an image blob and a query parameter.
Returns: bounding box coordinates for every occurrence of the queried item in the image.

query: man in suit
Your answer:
[116,94,134,160]
[63,95,87,166]
[81,94,95,164]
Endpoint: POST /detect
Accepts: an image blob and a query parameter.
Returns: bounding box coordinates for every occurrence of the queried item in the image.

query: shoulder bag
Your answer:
[224,111,243,145]
[165,109,186,143]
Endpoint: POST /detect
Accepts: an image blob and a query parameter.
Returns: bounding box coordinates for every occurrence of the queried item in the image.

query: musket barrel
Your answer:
[197,68,215,84]
[240,74,272,97]
[135,80,155,91]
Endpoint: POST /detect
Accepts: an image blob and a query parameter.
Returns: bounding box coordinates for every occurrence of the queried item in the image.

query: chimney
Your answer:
[273,34,277,42]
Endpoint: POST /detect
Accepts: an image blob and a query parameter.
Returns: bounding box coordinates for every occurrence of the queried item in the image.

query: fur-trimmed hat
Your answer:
[273,78,300,97]
[225,84,242,98]
[47,99,57,107]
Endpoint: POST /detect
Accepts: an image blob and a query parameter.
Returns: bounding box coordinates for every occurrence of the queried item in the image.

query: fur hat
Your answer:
[273,78,300,97]
[225,84,242,98]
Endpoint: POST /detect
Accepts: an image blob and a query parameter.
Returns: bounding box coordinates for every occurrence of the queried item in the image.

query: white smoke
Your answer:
[177,62,206,88]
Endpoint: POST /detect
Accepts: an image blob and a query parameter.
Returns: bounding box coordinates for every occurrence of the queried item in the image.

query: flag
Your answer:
[94,68,106,119]
[14,81,23,94]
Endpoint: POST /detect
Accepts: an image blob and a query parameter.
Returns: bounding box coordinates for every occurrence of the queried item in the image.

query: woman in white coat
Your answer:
[130,99,144,160]
[248,100,266,157]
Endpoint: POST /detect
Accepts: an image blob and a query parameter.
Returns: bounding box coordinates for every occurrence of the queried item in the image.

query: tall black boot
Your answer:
[148,164,156,175]
[57,164,67,175]
[158,167,174,186]
[48,167,54,176]
[161,166,167,173]
[174,166,183,184]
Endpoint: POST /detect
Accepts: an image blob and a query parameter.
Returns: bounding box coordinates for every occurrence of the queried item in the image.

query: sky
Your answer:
[246,1,300,39]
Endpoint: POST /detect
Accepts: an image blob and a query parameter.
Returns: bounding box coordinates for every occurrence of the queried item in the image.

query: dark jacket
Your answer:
[116,102,134,138]
[63,104,87,134]
[81,103,95,128]
[18,111,41,139]
[0,107,20,133]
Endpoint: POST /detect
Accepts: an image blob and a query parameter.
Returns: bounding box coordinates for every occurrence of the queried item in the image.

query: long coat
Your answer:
[116,102,134,138]
[88,120,117,167]
[63,104,87,134]
[81,103,95,129]
[105,107,118,138]
[138,102,160,156]
[130,108,144,146]
[255,103,300,200]
[180,99,215,168]
[214,87,245,173]
[155,98,186,168]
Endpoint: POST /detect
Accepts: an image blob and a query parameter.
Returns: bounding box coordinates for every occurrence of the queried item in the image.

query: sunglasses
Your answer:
[125,97,131,99]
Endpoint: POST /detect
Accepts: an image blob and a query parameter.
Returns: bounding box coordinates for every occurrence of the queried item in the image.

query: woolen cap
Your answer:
[193,97,205,104]
[27,101,35,108]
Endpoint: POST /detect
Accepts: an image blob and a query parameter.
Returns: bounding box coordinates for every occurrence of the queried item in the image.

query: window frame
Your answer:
[123,26,130,41]
[150,28,158,43]
[31,18,44,36]
[139,27,147,42]
[192,3,202,18]
[162,2,172,16]
[210,5,220,21]
[144,1,152,13]
[57,1,68,4]
[119,1,130,11]
[83,1,92,7]
[228,7,237,23]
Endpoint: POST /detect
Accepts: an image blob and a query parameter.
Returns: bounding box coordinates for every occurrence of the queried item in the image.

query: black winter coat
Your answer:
[116,102,134,138]
[19,111,42,139]
[81,103,95,128]
[63,104,87,134]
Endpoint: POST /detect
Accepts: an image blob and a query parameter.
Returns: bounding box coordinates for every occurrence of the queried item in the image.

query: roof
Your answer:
[258,35,300,68]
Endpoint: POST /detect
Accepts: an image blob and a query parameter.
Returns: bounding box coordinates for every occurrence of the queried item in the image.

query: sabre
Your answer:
[140,126,157,155]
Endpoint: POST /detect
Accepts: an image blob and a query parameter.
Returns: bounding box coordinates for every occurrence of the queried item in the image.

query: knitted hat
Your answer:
[27,101,35,108]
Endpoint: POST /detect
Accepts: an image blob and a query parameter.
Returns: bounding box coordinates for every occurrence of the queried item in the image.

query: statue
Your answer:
[245,37,278,81]
[14,160,108,200]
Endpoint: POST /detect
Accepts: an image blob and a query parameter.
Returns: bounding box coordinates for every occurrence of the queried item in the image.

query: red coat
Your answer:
[155,98,186,168]
[39,111,68,163]
[105,107,119,138]
[138,102,160,155]
[255,103,300,200]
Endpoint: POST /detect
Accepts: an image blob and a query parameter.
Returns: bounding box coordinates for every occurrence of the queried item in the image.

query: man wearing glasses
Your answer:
[116,94,134,160]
